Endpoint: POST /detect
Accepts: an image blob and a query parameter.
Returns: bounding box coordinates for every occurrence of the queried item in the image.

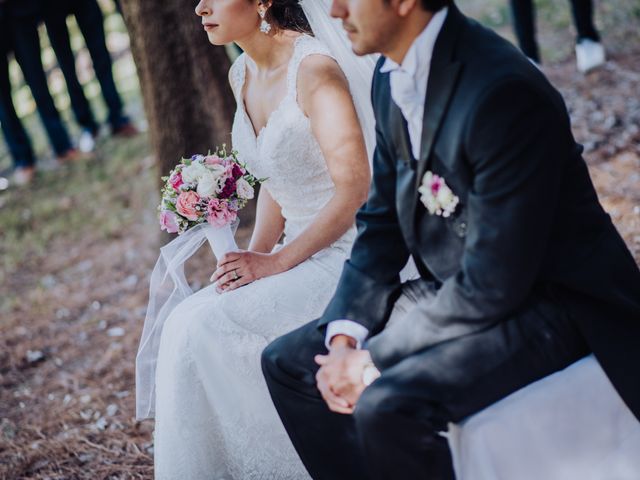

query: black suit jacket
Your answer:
[319,5,640,419]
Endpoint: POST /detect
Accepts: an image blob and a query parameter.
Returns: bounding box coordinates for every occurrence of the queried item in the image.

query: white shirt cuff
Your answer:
[325,320,369,350]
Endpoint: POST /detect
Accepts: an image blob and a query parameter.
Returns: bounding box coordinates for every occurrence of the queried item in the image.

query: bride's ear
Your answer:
[257,0,272,18]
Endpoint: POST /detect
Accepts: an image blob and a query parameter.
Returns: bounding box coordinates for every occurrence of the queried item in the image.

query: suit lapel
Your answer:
[414,63,462,191]
[413,6,465,194]
[390,103,415,167]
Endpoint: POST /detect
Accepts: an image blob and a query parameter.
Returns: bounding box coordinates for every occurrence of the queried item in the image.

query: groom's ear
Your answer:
[388,0,421,18]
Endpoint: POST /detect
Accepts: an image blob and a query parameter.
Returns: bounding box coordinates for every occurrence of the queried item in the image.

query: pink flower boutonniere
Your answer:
[418,171,459,218]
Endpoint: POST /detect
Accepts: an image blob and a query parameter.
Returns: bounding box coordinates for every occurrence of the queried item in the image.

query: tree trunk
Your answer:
[119,0,235,177]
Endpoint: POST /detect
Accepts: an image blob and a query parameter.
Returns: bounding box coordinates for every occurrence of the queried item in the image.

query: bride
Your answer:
[141,0,377,478]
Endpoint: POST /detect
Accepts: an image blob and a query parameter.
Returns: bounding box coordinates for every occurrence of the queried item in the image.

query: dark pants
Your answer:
[262,285,590,480]
[44,0,128,132]
[510,0,600,62]
[0,33,35,168]
[11,15,72,156]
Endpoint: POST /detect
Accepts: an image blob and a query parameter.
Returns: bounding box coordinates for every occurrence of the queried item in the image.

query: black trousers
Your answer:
[11,15,72,156]
[44,0,128,132]
[0,33,35,168]
[262,285,590,480]
[510,0,600,62]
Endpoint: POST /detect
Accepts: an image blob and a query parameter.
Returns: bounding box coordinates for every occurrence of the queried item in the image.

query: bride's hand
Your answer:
[211,250,286,292]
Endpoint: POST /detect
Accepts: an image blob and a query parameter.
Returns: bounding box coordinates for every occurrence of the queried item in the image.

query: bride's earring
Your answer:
[258,9,272,34]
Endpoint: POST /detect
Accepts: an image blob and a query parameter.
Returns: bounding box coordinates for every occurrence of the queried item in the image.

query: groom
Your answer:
[262,0,640,479]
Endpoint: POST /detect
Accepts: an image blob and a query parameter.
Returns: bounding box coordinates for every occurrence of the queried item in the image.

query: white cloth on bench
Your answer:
[448,355,640,480]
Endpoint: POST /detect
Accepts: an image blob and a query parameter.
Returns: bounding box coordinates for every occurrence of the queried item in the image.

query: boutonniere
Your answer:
[418,171,459,217]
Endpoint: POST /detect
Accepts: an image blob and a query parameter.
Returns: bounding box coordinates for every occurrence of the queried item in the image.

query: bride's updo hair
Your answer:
[260,0,313,34]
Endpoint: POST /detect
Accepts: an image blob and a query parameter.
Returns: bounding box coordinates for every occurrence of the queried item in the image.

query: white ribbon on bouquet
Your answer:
[135,221,238,420]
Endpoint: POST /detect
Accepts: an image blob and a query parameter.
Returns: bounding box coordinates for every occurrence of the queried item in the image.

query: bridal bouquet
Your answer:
[138,148,260,419]
[158,146,258,235]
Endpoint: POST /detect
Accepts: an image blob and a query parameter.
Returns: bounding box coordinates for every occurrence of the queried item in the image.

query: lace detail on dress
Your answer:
[228,53,247,103]
[231,35,356,254]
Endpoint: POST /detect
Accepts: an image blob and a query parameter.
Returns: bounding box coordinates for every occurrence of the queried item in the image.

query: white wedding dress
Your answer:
[153,36,352,479]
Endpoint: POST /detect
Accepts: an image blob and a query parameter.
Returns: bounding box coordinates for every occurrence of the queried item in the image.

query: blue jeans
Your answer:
[44,0,129,132]
[11,14,73,156]
[0,29,35,168]
[510,0,600,63]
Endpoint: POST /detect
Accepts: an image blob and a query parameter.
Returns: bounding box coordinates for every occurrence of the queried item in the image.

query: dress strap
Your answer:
[286,35,335,100]
[228,53,247,102]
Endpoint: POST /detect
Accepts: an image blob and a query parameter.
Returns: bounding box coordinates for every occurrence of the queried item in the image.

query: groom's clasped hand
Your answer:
[314,335,376,414]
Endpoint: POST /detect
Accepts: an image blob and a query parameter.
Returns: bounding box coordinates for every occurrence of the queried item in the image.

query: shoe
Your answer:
[13,166,36,187]
[576,39,605,73]
[78,129,97,153]
[57,148,84,163]
[112,122,139,138]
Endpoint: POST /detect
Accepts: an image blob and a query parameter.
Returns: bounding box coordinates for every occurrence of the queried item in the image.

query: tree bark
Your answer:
[119,0,235,177]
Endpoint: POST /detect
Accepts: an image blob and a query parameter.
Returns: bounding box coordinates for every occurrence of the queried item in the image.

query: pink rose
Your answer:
[169,171,184,191]
[176,191,202,221]
[204,155,223,166]
[206,198,237,227]
[159,210,179,234]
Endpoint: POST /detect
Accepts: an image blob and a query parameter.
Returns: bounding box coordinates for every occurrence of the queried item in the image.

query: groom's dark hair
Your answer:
[420,0,453,11]
[384,0,453,12]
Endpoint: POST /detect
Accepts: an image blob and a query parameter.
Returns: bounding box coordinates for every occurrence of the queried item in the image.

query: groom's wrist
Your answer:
[325,320,369,350]
[329,334,357,349]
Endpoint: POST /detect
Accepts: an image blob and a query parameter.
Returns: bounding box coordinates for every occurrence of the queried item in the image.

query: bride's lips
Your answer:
[203,23,218,31]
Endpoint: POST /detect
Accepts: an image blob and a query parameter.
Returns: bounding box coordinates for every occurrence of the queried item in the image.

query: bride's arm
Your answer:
[248,187,285,254]
[213,56,370,290]
[275,56,370,264]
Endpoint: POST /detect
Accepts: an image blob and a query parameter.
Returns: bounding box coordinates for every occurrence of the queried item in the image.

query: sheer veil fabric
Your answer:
[301,0,419,281]
[301,0,379,159]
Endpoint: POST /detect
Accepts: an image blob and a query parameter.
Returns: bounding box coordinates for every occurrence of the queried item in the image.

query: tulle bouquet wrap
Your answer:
[136,147,262,420]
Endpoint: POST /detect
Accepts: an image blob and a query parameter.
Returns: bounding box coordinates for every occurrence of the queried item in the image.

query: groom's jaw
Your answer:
[331,0,406,58]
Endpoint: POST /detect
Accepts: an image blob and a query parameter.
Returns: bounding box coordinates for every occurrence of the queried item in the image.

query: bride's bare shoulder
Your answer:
[297,53,349,103]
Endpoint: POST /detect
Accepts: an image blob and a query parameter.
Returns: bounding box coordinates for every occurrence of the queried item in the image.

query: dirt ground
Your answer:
[1,10,639,480]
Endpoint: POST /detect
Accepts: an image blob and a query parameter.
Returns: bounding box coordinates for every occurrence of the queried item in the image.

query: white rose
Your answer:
[236,178,255,200]
[182,162,208,183]
[197,172,219,197]
[207,163,226,179]
[436,187,454,205]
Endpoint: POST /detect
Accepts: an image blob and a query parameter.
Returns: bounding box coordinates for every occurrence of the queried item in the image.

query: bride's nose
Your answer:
[195,0,211,17]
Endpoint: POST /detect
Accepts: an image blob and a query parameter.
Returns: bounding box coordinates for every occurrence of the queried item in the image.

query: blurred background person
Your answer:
[0,0,37,186]
[510,0,606,72]
[42,0,137,153]
[3,0,78,167]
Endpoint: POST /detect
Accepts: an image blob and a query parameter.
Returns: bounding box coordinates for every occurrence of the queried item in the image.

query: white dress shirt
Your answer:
[325,8,449,351]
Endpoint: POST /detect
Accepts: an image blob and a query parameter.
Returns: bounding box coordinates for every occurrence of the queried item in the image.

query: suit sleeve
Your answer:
[318,67,411,334]
[368,77,574,368]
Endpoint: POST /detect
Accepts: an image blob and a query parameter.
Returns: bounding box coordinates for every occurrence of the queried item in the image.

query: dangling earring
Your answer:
[259,9,272,34]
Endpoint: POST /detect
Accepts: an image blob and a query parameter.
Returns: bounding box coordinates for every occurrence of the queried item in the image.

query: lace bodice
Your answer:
[229,35,356,252]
